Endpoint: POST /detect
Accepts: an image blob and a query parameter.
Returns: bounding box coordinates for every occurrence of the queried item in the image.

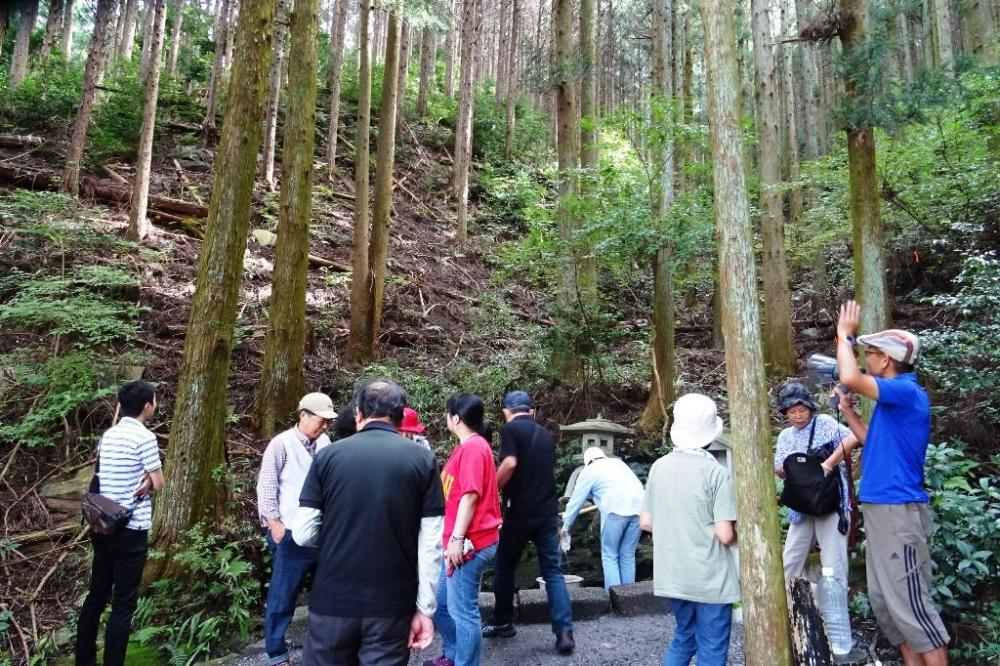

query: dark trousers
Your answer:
[491,514,573,633]
[301,612,411,666]
[75,528,148,666]
[264,530,317,663]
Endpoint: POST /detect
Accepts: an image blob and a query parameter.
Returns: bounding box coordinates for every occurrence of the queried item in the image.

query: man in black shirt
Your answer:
[292,380,445,666]
[483,390,575,655]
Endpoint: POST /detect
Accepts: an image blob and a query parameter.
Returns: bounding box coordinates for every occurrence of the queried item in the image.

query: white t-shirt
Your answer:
[97,416,162,531]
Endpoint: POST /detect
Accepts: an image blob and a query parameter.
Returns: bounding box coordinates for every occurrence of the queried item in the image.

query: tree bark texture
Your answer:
[640,0,675,432]
[257,0,319,438]
[503,0,519,158]
[751,0,797,377]
[140,0,158,80]
[119,0,141,62]
[394,20,411,127]
[60,0,115,198]
[11,0,40,86]
[780,0,802,230]
[416,24,435,116]
[324,0,349,174]
[60,0,74,59]
[701,1,794,663]
[796,0,821,159]
[453,0,482,248]
[128,0,168,242]
[0,7,9,59]
[346,0,373,363]
[166,0,185,75]
[360,10,402,360]
[201,0,231,141]
[934,0,955,73]
[495,0,511,103]
[444,0,457,98]
[149,0,278,581]
[841,0,891,333]
[40,0,64,60]
[261,0,290,191]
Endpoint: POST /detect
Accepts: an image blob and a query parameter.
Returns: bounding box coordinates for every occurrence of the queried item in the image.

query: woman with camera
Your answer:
[773,382,860,586]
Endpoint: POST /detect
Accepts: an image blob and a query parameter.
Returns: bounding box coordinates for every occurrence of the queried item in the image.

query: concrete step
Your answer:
[608,580,672,617]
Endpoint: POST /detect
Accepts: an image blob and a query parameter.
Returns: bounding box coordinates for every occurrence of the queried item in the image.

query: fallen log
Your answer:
[0,164,209,218]
[7,523,78,548]
[0,133,43,148]
[308,254,351,272]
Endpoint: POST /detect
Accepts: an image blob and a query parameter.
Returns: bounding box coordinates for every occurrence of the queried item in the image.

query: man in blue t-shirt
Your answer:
[834,301,949,666]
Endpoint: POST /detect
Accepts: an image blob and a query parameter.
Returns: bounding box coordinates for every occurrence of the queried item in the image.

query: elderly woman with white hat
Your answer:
[561,447,645,589]
[639,393,739,666]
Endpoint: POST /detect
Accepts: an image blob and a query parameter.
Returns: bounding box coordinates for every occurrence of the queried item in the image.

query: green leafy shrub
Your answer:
[137,521,261,663]
[0,60,84,132]
[89,66,146,162]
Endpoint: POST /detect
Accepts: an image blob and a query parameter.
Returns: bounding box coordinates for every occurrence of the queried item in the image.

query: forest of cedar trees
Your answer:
[0,0,998,663]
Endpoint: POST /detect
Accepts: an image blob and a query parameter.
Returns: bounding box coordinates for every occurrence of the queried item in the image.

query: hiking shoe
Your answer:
[555,629,575,655]
[482,622,516,638]
[421,657,454,666]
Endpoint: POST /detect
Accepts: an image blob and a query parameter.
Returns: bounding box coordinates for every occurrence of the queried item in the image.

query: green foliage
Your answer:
[922,441,1000,660]
[138,522,260,663]
[471,90,550,164]
[0,60,84,132]
[920,252,1000,430]
[0,192,145,448]
[89,65,146,162]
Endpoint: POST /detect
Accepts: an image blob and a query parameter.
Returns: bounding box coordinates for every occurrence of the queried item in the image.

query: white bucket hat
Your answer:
[670,393,724,450]
[583,447,607,465]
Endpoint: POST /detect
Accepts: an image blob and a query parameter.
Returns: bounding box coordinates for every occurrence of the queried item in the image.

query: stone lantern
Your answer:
[559,415,634,458]
[707,433,734,476]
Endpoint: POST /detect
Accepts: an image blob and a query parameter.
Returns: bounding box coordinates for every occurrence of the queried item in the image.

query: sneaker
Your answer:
[555,629,575,655]
[482,622,516,638]
[421,657,454,666]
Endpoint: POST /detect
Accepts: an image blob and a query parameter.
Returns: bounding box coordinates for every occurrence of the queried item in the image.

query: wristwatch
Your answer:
[841,334,857,347]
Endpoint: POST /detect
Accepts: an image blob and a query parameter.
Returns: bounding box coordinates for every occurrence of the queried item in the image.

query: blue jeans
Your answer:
[492,514,573,634]
[600,513,641,589]
[663,598,732,666]
[435,542,497,666]
[265,530,317,664]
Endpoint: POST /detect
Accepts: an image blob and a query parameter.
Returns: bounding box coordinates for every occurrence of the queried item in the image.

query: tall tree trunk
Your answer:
[261,0,289,191]
[356,10,402,361]
[60,0,115,197]
[40,0,64,60]
[127,0,168,242]
[394,20,411,128]
[11,0,40,86]
[166,0,184,76]
[59,0,74,59]
[140,0,157,80]
[841,0,891,333]
[751,0,797,377]
[781,0,802,231]
[555,0,581,307]
[324,0,349,175]
[346,0,373,363]
[119,0,141,62]
[416,24,435,117]
[701,1,794,662]
[453,0,482,248]
[934,0,955,73]
[257,0,319,438]
[148,0,278,582]
[640,0,675,432]
[495,0,511,103]
[577,0,599,297]
[201,0,231,143]
[503,0,519,157]
[444,0,457,97]
[797,1,821,159]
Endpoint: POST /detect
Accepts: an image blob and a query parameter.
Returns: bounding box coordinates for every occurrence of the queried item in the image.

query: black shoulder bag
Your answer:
[81,453,135,536]
[779,418,845,530]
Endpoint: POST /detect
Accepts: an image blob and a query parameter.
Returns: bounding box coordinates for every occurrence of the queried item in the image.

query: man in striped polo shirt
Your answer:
[75,380,164,666]
[256,392,336,666]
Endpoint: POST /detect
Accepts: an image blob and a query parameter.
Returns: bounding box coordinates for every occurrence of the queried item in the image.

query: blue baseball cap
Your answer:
[502,390,534,410]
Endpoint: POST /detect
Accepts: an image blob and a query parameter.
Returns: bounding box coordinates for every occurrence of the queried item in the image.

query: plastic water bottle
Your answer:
[816,567,853,655]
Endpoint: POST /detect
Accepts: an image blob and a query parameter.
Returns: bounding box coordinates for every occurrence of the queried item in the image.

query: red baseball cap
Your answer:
[400,407,425,434]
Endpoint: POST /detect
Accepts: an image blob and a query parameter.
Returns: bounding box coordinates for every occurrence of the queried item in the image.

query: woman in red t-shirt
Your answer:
[424,394,502,666]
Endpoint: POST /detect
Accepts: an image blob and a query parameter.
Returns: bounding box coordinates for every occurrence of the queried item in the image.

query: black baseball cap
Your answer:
[502,390,533,410]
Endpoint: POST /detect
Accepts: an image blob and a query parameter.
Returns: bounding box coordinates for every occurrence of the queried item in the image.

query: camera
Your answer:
[806,354,865,408]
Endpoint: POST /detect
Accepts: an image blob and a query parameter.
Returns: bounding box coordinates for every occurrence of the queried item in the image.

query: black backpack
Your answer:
[779,418,844,521]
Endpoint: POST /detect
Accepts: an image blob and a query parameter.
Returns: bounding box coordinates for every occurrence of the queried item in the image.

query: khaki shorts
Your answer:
[862,503,950,653]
